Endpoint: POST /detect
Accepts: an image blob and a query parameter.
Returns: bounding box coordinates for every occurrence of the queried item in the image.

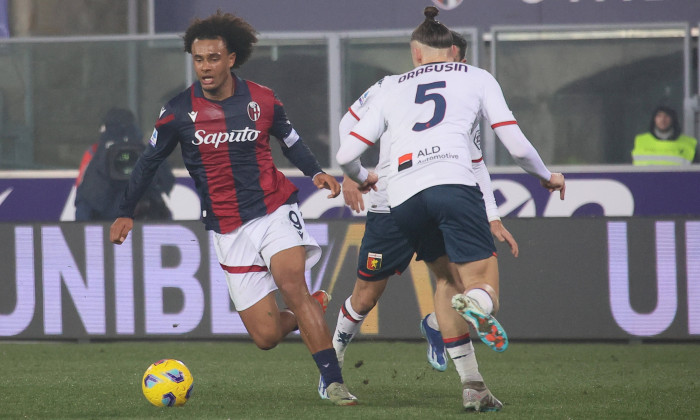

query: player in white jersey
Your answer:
[336,7,565,412]
[320,31,519,408]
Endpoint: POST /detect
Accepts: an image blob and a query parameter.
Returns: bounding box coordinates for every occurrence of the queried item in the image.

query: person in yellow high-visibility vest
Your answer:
[632,106,698,166]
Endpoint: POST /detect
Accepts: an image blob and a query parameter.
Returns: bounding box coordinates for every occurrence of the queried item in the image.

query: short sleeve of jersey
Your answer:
[480,71,516,127]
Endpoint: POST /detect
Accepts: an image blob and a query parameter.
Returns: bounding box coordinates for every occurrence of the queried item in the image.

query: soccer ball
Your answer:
[141,359,194,407]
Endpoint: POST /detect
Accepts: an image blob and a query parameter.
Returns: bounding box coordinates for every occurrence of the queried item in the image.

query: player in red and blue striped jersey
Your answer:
[109,11,357,406]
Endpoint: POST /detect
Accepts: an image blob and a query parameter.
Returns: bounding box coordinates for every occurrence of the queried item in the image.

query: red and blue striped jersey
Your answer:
[120,73,322,233]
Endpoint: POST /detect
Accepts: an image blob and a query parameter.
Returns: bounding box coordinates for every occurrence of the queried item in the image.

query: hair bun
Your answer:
[424,6,439,20]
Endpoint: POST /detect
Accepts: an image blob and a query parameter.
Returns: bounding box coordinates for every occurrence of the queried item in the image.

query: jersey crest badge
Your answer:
[358,89,371,106]
[247,101,261,121]
[366,252,383,271]
[149,128,158,146]
[472,128,482,151]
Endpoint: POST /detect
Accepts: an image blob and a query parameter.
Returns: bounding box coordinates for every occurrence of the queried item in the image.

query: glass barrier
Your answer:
[490,25,690,165]
[0,36,185,170]
[0,26,694,171]
[0,36,331,170]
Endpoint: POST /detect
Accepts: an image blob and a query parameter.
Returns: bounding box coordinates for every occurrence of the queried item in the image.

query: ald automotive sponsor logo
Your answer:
[193,128,261,148]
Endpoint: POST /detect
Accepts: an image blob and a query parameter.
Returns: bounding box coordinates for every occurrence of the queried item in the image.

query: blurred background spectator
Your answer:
[632,106,698,166]
[74,108,174,221]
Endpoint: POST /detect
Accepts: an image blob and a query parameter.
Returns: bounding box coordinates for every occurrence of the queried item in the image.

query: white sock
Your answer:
[332,297,365,362]
[426,312,440,331]
[446,339,483,384]
[466,288,494,314]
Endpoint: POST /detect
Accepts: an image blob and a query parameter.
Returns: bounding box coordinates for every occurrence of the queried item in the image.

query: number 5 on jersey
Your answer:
[413,81,446,132]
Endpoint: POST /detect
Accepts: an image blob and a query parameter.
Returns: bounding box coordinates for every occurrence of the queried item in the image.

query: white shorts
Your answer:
[213,203,321,311]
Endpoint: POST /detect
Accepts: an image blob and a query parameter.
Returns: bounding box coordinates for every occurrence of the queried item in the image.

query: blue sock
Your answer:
[312,348,343,385]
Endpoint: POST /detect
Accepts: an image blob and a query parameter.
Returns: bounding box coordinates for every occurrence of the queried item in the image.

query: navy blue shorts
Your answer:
[356,211,415,281]
[390,184,496,264]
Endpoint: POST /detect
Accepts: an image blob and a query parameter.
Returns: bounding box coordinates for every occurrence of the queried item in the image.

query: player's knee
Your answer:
[350,289,379,315]
[256,342,278,351]
[252,334,282,350]
[249,327,284,350]
[275,277,306,302]
[353,293,379,315]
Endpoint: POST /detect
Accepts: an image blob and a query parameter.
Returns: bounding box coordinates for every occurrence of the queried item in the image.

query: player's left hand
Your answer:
[541,173,565,200]
[313,172,341,198]
[490,219,519,257]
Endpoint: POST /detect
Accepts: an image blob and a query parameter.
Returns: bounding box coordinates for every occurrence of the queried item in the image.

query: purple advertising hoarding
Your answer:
[1,217,698,340]
[0,170,698,223]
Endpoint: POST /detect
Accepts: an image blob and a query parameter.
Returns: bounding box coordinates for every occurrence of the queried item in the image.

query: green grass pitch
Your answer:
[0,340,697,419]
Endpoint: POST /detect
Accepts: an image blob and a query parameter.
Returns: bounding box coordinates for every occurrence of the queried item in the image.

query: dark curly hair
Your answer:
[410,6,452,49]
[183,10,258,68]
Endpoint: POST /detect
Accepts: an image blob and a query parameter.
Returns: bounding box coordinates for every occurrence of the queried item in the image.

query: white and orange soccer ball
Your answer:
[141,359,194,407]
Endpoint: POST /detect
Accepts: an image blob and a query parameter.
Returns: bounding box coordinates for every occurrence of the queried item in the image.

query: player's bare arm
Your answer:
[110,217,134,245]
[342,175,365,213]
[489,220,519,257]
[312,172,341,198]
[541,172,566,200]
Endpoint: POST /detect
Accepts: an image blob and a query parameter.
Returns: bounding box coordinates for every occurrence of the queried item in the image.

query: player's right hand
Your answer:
[358,171,378,193]
[541,173,565,200]
[312,172,341,198]
[490,220,519,257]
[342,175,365,213]
[110,217,134,244]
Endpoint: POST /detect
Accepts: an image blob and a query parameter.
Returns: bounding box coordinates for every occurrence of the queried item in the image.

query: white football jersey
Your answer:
[349,62,515,207]
[345,75,497,217]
